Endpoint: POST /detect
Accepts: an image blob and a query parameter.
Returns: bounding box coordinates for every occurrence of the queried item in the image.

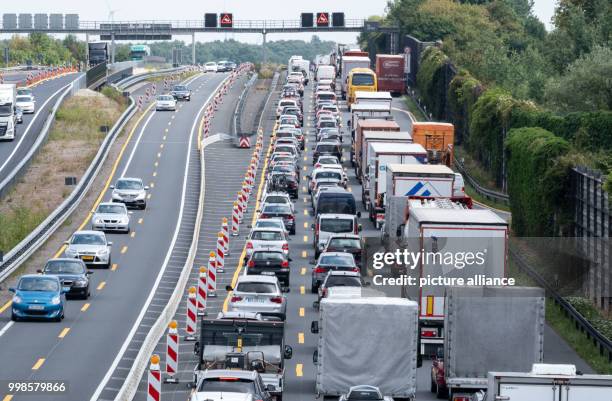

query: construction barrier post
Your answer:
[164,320,179,383]
[231,202,240,236]
[184,287,197,341]
[216,232,225,273]
[197,267,207,316]
[148,355,161,401]
[222,218,230,255]
[207,251,217,297]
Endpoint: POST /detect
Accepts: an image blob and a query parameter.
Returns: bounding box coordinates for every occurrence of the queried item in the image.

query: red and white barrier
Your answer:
[164,320,179,383]
[216,232,225,273]
[237,191,245,223]
[196,266,207,316]
[207,251,217,297]
[185,286,197,341]
[222,218,229,255]
[232,202,239,236]
[148,355,161,401]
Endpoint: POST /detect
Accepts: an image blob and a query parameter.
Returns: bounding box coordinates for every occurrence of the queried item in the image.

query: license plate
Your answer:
[245,297,266,303]
[261,271,275,276]
[63,286,71,292]
[81,256,94,261]
[29,305,44,310]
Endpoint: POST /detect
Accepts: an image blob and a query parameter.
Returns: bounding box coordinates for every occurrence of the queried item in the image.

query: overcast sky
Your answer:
[1,0,557,43]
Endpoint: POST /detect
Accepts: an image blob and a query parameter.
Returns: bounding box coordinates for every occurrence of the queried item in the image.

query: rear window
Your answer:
[236,282,277,293]
[318,93,336,101]
[320,254,354,266]
[252,252,284,261]
[265,196,289,204]
[316,144,339,153]
[198,378,256,393]
[326,276,361,287]
[317,194,356,215]
[263,204,291,214]
[351,73,375,86]
[319,121,337,128]
[315,171,341,180]
[320,218,353,233]
[276,146,295,153]
[329,238,361,249]
[251,231,283,241]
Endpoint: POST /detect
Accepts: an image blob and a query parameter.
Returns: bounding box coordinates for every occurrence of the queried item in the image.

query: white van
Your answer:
[316,65,335,82]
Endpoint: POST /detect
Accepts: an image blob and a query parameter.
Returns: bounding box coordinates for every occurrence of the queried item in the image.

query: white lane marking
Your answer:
[89,74,226,401]
[0,83,71,176]
[0,321,14,338]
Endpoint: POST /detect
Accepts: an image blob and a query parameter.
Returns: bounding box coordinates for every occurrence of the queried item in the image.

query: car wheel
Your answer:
[311,284,317,294]
[125,226,131,234]
[290,227,296,235]
[105,258,112,269]
[10,313,17,322]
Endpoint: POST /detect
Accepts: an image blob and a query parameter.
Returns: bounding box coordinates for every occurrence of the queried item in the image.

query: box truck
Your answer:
[0,84,17,141]
[482,364,612,401]
[352,90,392,110]
[385,164,455,203]
[340,56,371,99]
[411,122,455,167]
[358,131,413,184]
[364,142,428,227]
[316,65,335,82]
[431,286,545,400]
[396,204,509,356]
[353,119,399,176]
[312,297,418,400]
[376,54,405,94]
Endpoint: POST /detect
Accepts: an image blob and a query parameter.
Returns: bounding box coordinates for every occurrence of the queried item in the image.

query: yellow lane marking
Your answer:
[171,115,175,119]
[303,166,307,171]
[53,102,156,258]
[303,222,308,228]
[163,135,167,141]
[298,332,304,344]
[147,194,152,200]
[302,186,307,192]
[300,286,305,295]
[3,395,14,401]
[304,156,307,161]
[121,246,128,254]
[303,235,308,242]
[160,143,164,149]
[138,218,143,224]
[97,281,106,290]
[168,121,172,126]
[302,250,307,258]
[111,263,118,271]
[150,182,155,188]
[304,209,309,216]
[165,128,169,133]
[154,161,159,167]
[58,328,70,338]
[303,197,307,203]
[0,301,11,314]
[81,303,90,312]
[301,267,306,275]
[130,232,135,238]
[32,358,45,370]
[296,364,303,377]
[299,307,305,317]
[157,152,162,158]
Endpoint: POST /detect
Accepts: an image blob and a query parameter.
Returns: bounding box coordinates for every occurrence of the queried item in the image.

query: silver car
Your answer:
[339,385,394,401]
[155,94,177,111]
[111,177,148,209]
[227,275,286,320]
[64,230,113,269]
[245,227,289,257]
[91,202,131,233]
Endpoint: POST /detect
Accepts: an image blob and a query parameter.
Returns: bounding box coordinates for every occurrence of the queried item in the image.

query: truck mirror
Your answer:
[283,345,293,359]
[193,341,200,355]
[310,321,319,334]
[396,224,405,238]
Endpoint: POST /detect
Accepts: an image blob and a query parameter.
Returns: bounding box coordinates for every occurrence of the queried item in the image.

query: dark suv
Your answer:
[246,250,291,286]
[313,141,342,165]
[171,85,191,101]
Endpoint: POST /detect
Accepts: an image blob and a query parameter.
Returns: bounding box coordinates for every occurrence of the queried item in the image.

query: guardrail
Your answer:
[454,158,509,205]
[115,66,189,90]
[0,67,187,283]
[510,247,612,363]
[232,73,258,136]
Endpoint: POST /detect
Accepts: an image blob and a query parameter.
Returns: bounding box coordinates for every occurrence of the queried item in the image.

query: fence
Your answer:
[86,61,107,88]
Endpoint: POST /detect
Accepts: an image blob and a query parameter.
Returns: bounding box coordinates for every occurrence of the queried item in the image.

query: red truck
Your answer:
[376,54,405,95]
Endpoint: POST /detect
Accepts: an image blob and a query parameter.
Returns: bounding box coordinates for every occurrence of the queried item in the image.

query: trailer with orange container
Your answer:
[411,122,455,167]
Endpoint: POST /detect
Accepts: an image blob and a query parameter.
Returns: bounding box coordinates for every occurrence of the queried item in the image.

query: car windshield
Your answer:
[319,121,337,128]
[16,96,31,102]
[352,73,375,86]
[318,196,356,214]
[317,93,335,101]
[206,62,215,66]
[347,389,383,400]
[116,180,142,190]
[236,282,277,293]
[329,238,361,249]
[197,378,256,393]
[263,205,291,214]
[316,171,341,180]
[0,104,12,116]
[251,231,282,241]
[158,96,173,101]
[97,204,125,214]
[316,144,338,153]
[17,89,31,95]
[320,254,354,267]
[326,276,361,287]
[71,234,105,245]
[18,277,59,292]
[320,218,353,233]
[173,86,187,91]
[318,158,339,165]
[252,251,285,261]
[44,260,85,274]
[256,220,282,229]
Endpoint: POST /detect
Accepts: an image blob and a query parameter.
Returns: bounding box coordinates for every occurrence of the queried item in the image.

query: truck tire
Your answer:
[436,384,448,399]
[430,378,436,393]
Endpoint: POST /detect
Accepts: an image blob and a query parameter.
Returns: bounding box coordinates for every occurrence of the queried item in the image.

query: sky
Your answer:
[1,0,557,43]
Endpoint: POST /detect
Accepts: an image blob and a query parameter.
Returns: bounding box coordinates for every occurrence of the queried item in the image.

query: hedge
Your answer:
[505,127,571,236]
[448,68,483,145]
[416,46,448,119]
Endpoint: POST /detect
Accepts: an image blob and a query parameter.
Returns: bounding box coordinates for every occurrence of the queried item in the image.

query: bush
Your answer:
[101,86,128,108]
[416,46,448,118]
[448,69,482,145]
[505,127,571,236]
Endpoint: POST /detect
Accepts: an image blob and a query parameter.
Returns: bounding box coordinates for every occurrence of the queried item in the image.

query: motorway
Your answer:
[0,72,81,186]
[0,70,242,401]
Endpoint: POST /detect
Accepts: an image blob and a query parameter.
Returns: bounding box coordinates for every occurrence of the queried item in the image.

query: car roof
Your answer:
[97,202,126,208]
[328,233,361,240]
[73,230,105,236]
[21,273,60,280]
[264,192,290,198]
[317,187,352,195]
[320,251,354,257]
[236,274,279,284]
[202,369,259,380]
[117,177,142,182]
[251,226,284,232]
[318,213,356,220]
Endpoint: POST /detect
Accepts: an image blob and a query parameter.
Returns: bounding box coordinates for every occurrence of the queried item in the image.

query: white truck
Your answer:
[364,142,428,228]
[396,203,509,356]
[435,286,546,400]
[481,364,612,401]
[385,164,455,201]
[340,56,371,99]
[359,131,413,179]
[312,297,418,400]
[316,65,335,82]
[353,91,393,111]
[0,84,17,141]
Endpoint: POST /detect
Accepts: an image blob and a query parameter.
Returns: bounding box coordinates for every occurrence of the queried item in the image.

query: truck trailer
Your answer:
[375,54,405,95]
[353,118,400,176]
[312,297,418,399]
[340,56,371,99]
[359,131,413,181]
[0,84,17,141]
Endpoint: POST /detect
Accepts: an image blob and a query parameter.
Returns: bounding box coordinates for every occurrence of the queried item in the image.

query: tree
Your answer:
[544,46,612,112]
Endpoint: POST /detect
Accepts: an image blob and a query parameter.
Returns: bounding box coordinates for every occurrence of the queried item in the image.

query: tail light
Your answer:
[315,163,321,168]
[270,297,283,304]
[247,260,255,268]
[314,266,326,273]
[282,243,289,251]
[322,288,328,297]
[281,260,289,268]
[287,215,294,221]
[259,214,269,219]
[421,328,437,337]
[453,397,470,401]
[315,223,319,234]
[230,296,243,302]
[246,242,253,250]
[352,268,359,273]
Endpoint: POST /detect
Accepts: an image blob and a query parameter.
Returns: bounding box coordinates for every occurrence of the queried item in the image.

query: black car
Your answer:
[313,141,342,165]
[171,85,191,101]
[39,258,92,299]
[323,234,364,269]
[260,203,296,234]
[268,172,299,199]
[281,106,303,123]
[246,250,291,286]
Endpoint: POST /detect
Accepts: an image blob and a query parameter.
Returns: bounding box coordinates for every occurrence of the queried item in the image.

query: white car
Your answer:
[63,230,112,269]
[155,95,176,111]
[227,275,286,320]
[204,62,218,73]
[110,177,148,209]
[91,202,131,233]
[245,227,289,257]
[15,95,35,113]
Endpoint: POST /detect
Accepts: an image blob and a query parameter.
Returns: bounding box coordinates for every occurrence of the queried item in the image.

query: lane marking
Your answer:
[138,218,143,224]
[304,209,309,216]
[147,193,152,200]
[81,303,90,312]
[97,281,106,290]
[295,364,303,377]
[160,143,164,149]
[154,161,159,167]
[32,358,45,370]
[130,232,135,238]
[0,301,11,314]
[150,182,155,188]
[302,166,307,171]
[120,246,128,254]
[298,332,304,344]
[300,286,305,295]
[3,395,14,401]
[299,307,305,317]
[300,267,306,275]
[303,235,308,243]
[157,152,162,158]
[58,327,70,338]
[303,222,308,228]
[301,250,307,258]
[0,322,14,338]
[111,263,118,271]
[153,172,157,177]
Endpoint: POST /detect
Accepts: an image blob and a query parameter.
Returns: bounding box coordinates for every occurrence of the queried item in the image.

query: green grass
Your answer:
[0,207,47,252]
[455,145,501,191]
[464,183,511,212]
[402,95,428,121]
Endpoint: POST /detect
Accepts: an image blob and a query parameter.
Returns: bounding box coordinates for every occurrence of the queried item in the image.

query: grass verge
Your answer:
[0,89,126,253]
[402,95,428,121]
[464,183,511,212]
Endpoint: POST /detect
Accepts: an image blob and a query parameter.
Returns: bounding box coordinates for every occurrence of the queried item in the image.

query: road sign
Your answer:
[239,136,251,148]
[301,13,313,28]
[204,13,217,28]
[316,12,329,27]
[332,12,345,27]
[220,13,233,28]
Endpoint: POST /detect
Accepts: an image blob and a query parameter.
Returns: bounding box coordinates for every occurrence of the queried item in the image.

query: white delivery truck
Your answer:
[385,164,455,201]
[340,56,371,99]
[312,297,418,400]
[353,91,393,110]
[364,142,427,228]
[0,84,17,141]
[316,65,335,82]
[359,131,413,181]
[437,286,546,400]
[397,203,509,356]
[482,364,612,401]
[349,103,393,147]
[293,59,310,84]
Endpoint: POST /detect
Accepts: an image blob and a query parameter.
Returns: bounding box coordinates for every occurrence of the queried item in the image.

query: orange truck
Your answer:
[411,122,455,167]
[353,119,400,180]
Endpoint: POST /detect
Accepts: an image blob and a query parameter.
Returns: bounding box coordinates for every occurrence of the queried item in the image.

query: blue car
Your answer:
[9,275,67,322]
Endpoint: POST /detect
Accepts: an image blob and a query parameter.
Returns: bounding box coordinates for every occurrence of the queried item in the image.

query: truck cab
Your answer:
[0,84,17,141]
[347,68,377,106]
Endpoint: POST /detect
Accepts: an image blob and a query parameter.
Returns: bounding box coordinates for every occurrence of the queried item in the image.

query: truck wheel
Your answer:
[436,384,448,399]
[430,378,436,393]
